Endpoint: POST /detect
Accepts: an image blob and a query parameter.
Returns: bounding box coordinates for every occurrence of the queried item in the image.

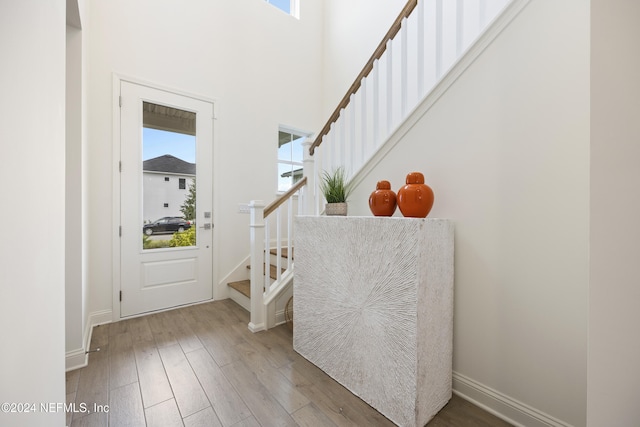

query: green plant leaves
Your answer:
[319,167,353,203]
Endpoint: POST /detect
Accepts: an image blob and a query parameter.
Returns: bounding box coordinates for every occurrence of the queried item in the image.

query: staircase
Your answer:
[240,0,521,331]
[228,178,307,332]
[227,248,293,311]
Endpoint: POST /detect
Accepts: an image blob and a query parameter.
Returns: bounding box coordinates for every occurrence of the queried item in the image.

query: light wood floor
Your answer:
[66,299,512,427]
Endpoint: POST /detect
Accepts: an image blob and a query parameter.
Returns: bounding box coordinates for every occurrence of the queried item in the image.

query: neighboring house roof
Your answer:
[281,168,303,178]
[143,154,196,175]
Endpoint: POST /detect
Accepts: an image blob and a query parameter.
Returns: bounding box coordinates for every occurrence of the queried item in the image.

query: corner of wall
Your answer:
[65,309,112,372]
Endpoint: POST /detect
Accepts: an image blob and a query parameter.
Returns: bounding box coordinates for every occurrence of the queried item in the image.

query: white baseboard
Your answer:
[65,348,87,372]
[65,309,112,372]
[88,309,113,329]
[248,322,265,333]
[453,372,572,427]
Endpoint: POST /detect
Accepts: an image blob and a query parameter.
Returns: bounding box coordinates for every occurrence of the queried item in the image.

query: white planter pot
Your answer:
[325,202,348,216]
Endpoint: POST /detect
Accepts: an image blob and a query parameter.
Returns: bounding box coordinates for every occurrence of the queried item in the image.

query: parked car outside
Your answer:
[143,217,192,235]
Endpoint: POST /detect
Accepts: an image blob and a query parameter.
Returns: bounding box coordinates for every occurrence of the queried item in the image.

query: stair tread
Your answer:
[270,247,294,260]
[246,263,286,280]
[228,280,251,298]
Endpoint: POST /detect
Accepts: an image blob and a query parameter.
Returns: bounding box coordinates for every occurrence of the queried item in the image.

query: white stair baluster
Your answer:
[436,0,443,79]
[264,216,270,294]
[456,0,464,56]
[373,59,380,147]
[417,0,425,98]
[349,93,356,174]
[386,39,393,135]
[360,77,367,163]
[275,207,281,286]
[401,17,408,117]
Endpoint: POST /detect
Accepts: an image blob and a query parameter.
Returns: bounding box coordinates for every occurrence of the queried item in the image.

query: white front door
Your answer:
[119,81,214,317]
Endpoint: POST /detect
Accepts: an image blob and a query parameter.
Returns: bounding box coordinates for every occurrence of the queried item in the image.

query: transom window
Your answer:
[265,0,299,18]
[278,128,307,192]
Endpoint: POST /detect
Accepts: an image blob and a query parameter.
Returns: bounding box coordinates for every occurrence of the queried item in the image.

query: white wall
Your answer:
[66,22,85,365]
[85,0,325,317]
[0,0,66,425]
[588,0,640,425]
[65,0,90,372]
[346,1,589,425]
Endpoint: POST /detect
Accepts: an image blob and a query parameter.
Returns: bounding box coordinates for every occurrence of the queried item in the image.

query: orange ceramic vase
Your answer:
[397,172,434,218]
[369,180,397,216]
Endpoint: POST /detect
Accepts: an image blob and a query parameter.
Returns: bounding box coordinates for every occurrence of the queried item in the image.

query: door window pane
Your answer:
[142,101,196,249]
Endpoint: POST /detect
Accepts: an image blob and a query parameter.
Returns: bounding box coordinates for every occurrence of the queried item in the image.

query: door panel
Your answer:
[120,81,213,317]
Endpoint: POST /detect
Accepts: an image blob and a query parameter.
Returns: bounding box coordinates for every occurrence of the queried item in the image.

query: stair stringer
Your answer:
[346,0,531,192]
[221,254,251,308]
[264,268,294,329]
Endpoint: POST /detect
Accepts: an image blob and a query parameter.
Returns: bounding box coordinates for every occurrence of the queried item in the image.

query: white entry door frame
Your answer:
[112,75,220,320]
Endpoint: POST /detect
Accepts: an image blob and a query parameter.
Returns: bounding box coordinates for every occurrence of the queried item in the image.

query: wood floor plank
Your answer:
[148,311,182,348]
[229,416,261,427]
[90,324,109,349]
[133,339,174,408]
[70,411,108,427]
[291,352,396,426]
[158,343,210,418]
[186,347,252,426]
[228,322,294,369]
[183,406,223,427]
[109,319,130,336]
[280,358,392,427]
[66,391,76,427]
[291,403,338,427]
[126,316,155,342]
[214,315,252,347]
[66,368,80,393]
[73,345,109,421]
[220,359,298,426]
[235,341,310,414]
[428,394,513,427]
[219,299,250,323]
[109,331,133,353]
[195,325,240,367]
[109,333,138,390]
[167,309,204,354]
[145,399,183,427]
[278,366,364,427]
[109,382,146,427]
[109,350,138,391]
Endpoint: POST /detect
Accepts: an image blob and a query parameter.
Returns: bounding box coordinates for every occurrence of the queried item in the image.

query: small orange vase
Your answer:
[397,172,434,218]
[369,180,397,216]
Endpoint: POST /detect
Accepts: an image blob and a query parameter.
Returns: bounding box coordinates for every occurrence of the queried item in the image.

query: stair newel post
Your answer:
[248,200,266,332]
[302,139,316,216]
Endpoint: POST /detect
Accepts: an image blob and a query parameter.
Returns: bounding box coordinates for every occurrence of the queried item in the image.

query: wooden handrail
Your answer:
[309,0,418,155]
[264,176,308,218]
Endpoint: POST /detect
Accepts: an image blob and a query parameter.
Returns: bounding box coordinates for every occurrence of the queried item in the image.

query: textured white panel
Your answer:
[294,216,453,427]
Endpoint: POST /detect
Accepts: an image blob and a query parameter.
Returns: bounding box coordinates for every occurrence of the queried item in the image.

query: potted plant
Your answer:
[319,167,353,216]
